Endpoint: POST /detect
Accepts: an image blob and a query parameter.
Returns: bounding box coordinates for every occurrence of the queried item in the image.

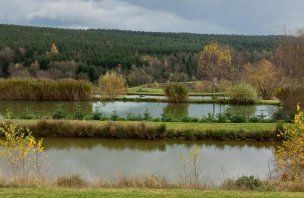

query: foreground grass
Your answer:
[0,188,303,198]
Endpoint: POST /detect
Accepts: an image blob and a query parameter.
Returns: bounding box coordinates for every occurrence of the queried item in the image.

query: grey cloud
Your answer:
[0,0,303,34]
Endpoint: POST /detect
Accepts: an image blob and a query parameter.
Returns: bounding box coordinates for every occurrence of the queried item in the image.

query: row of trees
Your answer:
[196,32,304,117]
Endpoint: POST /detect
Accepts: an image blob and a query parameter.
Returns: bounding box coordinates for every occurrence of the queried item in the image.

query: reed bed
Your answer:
[0,78,92,101]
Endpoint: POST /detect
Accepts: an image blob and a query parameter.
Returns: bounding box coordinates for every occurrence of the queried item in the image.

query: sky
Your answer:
[0,0,303,35]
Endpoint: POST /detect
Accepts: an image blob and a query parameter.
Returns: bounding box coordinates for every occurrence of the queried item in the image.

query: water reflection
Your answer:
[0,100,92,118]
[0,138,277,184]
[42,138,275,152]
[0,100,278,119]
[163,103,189,119]
[225,105,257,118]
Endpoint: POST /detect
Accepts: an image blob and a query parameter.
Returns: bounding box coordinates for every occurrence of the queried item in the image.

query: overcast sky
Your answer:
[0,0,303,35]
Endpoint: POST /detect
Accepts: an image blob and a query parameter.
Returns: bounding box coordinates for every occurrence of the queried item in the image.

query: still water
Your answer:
[0,100,278,119]
[0,139,277,184]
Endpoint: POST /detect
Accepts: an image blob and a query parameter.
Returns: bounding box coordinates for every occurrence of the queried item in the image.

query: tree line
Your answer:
[0,24,280,83]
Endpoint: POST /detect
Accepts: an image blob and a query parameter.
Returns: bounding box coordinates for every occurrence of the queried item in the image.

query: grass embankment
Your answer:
[0,78,92,101]
[2,120,283,141]
[0,188,303,198]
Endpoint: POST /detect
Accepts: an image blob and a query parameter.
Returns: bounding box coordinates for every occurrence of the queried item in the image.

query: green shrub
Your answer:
[74,106,86,120]
[235,176,262,190]
[92,112,104,120]
[230,114,246,123]
[52,106,67,120]
[229,83,257,104]
[143,109,152,120]
[110,110,119,121]
[164,83,188,103]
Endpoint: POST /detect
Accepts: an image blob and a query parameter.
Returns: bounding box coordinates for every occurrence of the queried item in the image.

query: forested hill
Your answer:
[0,24,282,83]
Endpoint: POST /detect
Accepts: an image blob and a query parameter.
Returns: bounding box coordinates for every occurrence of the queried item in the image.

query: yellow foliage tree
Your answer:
[51,43,59,54]
[275,105,304,181]
[0,123,44,179]
[243,59,284,100]
[198,41,234,82]
[99,71,127,98]
[46,43,59,55]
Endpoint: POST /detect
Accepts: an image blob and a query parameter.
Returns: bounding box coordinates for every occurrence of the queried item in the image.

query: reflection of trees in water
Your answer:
[163,103,189,119]
[224,105,257,118]
[43,138,275,152]
[0,101,93,118]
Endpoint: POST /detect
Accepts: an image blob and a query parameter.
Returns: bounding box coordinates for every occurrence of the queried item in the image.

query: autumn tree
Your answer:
[46,43,59,55]
[273,30,304,113]
[0,123,44,179]
[99,71,127,98]
[274,31,304,83]
[275,105,304,181]
[198,41,235,83]
[243,59,284,100]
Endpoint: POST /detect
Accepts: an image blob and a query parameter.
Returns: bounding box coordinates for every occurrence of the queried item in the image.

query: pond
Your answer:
[0,139,277,184]
[0,100,278,119]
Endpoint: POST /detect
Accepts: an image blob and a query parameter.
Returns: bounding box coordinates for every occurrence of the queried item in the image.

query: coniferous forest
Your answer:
[0,24,281,84]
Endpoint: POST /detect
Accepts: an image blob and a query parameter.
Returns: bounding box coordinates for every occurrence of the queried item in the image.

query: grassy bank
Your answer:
[0,188,303,198]
[127,86,225,96]
[1,120,284,141]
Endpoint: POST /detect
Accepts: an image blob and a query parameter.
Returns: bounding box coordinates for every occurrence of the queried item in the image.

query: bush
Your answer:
[99,71,127,98]
[235,176,262,190]
[229,83,257,104]
[52,106,67,119]
[230,114,246,123]
[164,83,188,103]
[110,110,119,121]
[74,106,86,120]
[92,112,105,120]
[275,106,304,181]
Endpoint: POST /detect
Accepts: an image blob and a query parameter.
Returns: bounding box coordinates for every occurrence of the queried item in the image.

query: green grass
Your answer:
[0,188,303,198]
[10,119,280,132]
[165,122,278,132]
